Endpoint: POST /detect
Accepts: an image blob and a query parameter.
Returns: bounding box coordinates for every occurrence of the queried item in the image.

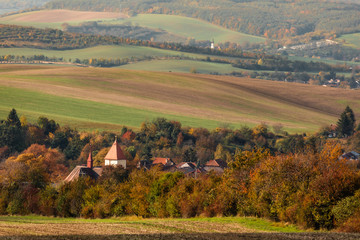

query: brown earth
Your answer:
[0,220,359,240]
[13,10,127,23]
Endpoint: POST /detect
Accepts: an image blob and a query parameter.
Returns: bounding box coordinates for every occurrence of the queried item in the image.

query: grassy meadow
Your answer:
[338,33,360,49]
[1,65,359,133]
[0,46,208,61]
[288,55,357,66]
[103,14,265,45]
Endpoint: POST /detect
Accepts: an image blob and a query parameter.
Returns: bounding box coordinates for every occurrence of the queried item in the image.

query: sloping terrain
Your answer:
[44,0,360,38]
[0,9,127,28]
[0,65,359,133]
[0,10,264,44]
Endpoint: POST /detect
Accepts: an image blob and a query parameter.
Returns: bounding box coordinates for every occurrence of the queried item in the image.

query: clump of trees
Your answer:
[0,107,360,231]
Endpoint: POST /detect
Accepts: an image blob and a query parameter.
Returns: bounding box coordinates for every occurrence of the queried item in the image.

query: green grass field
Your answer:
[119,59,240,74]
[338,33,360,49]
[288,55,357,66]
[0,86,229,132]
[0,46,207,61]
[1,65,359,133]
[103,14,265,45]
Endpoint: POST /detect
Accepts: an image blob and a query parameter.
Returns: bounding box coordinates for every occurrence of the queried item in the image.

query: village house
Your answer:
[152,157,176,171]
[204,159,228,174]
[340,151,360,161]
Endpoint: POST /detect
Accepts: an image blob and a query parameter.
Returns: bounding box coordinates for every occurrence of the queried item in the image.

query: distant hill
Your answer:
[0,0,50,14]
[44,0,360,39]
[0,10,264,45]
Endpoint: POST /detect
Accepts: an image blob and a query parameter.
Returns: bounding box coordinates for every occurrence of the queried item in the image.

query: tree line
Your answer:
[44,0,360,40]
[0,107,360,231]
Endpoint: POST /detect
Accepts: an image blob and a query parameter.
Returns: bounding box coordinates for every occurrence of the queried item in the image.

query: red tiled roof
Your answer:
[176,162,196,169]
[104,139,127,160]
[205,159,227,168]
[153,157,174,166]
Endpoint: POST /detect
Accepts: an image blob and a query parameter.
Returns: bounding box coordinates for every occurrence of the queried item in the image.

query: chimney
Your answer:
[87,147,93,169]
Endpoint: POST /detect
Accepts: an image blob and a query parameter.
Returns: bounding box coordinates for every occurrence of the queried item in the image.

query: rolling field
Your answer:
[119,59,240,74]
[0,65,359,133]
[0,215,359,240]
[0,10,264,45]
[338,33,360,49]
[103,14,265,45]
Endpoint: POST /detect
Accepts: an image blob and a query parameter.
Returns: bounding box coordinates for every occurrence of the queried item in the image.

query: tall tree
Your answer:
[337,106,356,137]
[6,108,21,128]
[0,109,25,152]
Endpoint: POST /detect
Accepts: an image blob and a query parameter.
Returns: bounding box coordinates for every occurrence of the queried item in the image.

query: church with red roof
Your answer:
[104,137,127,169]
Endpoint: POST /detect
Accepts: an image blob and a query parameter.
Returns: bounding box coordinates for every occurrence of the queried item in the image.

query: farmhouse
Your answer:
[204,159,228,174]
[340,151,360,161]
[64,138,127,182]
[152,157,176,170]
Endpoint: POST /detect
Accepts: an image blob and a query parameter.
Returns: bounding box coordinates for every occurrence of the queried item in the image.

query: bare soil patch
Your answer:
[14,10,127,23]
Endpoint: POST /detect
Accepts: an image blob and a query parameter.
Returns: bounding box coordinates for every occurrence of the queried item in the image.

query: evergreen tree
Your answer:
[337,106,356,137]
[6,108,21,128]
[0,109,25,152]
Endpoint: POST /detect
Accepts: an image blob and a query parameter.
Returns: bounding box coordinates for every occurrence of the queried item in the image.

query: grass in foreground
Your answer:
[1,216,360,240]
[0,215,302,234]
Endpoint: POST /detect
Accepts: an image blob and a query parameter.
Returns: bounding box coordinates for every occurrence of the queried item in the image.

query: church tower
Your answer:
[104,138,127,169]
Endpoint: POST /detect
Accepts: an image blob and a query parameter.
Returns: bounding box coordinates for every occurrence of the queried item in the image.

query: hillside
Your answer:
[0,9,127,28]
[0,65,359,133]
[44,0,360,39]
[0,0,50,15]
[0,10,264,45]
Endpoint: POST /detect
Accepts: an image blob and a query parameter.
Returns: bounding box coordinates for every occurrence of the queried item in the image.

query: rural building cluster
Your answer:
[65,138,228,182]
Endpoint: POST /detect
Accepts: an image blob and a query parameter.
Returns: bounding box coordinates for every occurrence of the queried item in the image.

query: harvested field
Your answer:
[2,9,127,23]
[0,216,359,240]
